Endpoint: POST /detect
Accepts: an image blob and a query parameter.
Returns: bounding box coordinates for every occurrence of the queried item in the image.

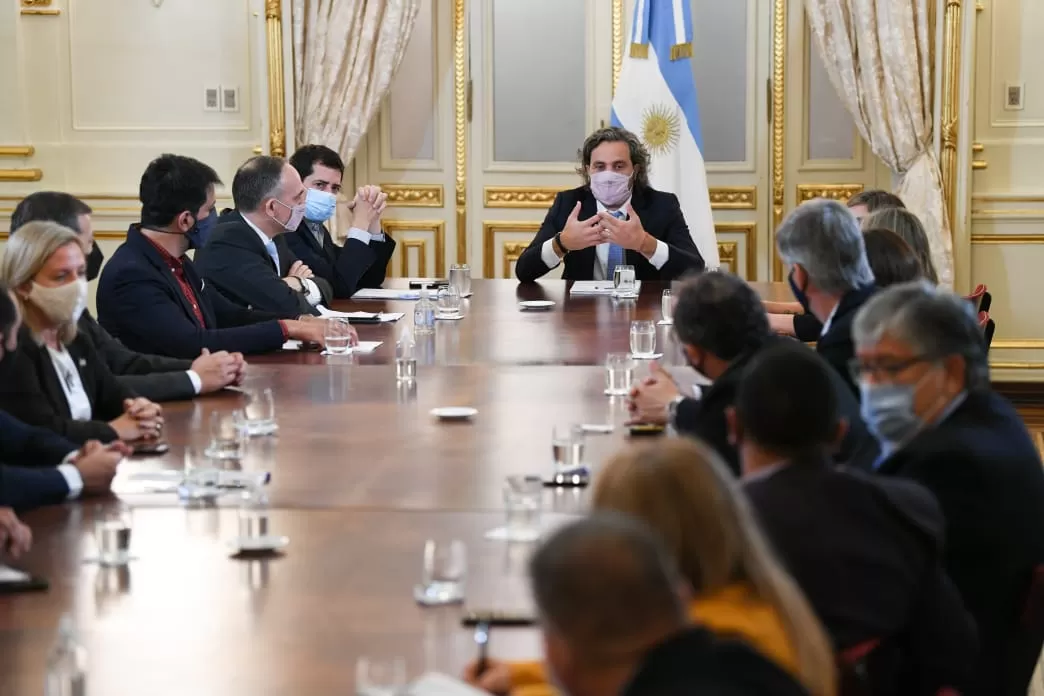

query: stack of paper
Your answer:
[569,280,643,295]
[351,288,422,300]
[317,306,405,322]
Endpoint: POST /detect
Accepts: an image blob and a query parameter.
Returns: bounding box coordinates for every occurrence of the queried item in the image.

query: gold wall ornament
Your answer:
[714,222,757,280]
[709,187,757,210]
[265,0,286,157]
[612,0,624,95]
[483,221,541,278]
[771,0,786,281]
[400,240,428,277]
[0,169,42,182]
[796,184,864,203]
[502,242,529,278]
[381,220,446,277]
[484,187,564,208]
[19,0,59,16]
[970,234,1044,244]
[453,0,467,265]
[0,146,34,157]
[381,185,444,208]
[940,0,964,234]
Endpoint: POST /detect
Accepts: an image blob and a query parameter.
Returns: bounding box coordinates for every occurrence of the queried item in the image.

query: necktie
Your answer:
[264,239,280,271]
[606,210,626,278]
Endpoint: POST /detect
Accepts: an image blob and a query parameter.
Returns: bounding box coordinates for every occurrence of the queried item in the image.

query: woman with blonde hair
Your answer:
[465,438,837,696]
[0,221,163,444]
[861,207,938,284]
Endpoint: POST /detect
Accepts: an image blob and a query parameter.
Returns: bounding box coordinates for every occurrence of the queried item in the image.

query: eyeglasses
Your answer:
[847,354,940,382]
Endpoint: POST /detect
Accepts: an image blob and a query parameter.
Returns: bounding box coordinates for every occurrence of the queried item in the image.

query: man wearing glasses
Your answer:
[851,281,1044,694]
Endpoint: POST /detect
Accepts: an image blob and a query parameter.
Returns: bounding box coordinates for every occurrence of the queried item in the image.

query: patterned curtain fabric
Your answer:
[805,0,953,286]
[292,0,421,163]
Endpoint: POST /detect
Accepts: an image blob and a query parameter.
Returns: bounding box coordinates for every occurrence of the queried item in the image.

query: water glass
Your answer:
[661,289,674,324]
[612,264,637,297]
[605,352,636,396]
[436,286,462,317]
[182,447,220,493]
[630,320,657,358]
[93,503,133,567]
[355,657,407,696]
[418,539,467,605]
[449,263,472,296]
[324,317,352,355]
[243,387,277,436]
[207,409,246,460]
[503,475,544,539]
[551,424,586,471]
[238,485,270,541]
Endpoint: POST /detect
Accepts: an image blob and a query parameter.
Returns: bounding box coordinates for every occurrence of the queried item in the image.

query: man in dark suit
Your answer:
[194,155,334,317]
[735,341,976,694]
[514,127,705,283]
[285,145,395,297]
[775,198,877,396]
[627,271,873,475]
[10,191,242,401]
[852,282,1044,695]
[97,154,337,359]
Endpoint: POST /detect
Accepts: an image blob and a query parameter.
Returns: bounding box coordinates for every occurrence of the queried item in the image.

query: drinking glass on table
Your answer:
[355,656,407,696]
[551,424,586,472]
[630,320,657,358]
[612,264,637,297]
[503,475,544,540]
[324,317,353,355]
[449,263,472,296]
[605,352,636,396]
[238,485,271,541]
[661,289,674,324]
[207,409,246,460]
[183,446,220,492]
[93,503,133,567]
[436,286,462,317]
[417,539,467,605]
[243,387,277,436]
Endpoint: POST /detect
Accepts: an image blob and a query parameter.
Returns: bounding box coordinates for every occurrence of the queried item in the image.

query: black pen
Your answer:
[474,621,490,676]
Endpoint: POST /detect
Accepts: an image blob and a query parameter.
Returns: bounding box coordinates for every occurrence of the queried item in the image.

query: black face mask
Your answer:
[86,243,105,282]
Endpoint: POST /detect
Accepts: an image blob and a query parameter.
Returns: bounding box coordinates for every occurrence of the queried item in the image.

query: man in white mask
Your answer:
[194,156,335,318]
[284,145,396,298]
[625,271,870,476]
[514,127,705,283]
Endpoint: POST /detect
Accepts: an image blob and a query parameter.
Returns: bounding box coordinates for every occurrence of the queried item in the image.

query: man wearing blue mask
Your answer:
[285,145,395,298]
[513,127,705,283]
[852,281,1044,695]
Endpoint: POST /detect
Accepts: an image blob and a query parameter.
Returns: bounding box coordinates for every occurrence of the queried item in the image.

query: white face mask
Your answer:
[271,198,306,231]
[28,277,88,325]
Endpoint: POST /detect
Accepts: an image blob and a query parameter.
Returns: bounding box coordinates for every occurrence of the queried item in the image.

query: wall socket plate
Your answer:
[221,85,239,113]
[203,85,221,112]
[1005,82,1025,111]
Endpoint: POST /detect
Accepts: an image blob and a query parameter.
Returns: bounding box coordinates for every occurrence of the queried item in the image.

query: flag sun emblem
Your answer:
[641,104,681,156]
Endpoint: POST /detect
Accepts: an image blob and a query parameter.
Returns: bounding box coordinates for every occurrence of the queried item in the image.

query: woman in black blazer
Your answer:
[0,222,163,444]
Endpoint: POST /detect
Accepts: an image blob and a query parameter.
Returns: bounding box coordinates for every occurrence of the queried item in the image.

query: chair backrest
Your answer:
[984,318,995,353]
[965,284,987,312]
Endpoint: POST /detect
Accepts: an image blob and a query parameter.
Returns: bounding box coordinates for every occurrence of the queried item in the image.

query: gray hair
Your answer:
[776,198,874,295]
[852,281,990,392]
[231,155,286,212]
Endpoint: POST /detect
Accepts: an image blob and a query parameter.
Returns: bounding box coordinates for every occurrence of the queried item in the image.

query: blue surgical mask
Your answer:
[187,211,217,249]
[787,267,811,315]
[860,382,922,447]
[304,188,337,222]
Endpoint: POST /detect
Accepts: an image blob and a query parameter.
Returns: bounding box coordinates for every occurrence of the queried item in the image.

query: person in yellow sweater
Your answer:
[464,438,838,696]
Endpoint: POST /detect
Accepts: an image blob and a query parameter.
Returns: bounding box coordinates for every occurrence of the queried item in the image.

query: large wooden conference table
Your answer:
[0,279,793,696]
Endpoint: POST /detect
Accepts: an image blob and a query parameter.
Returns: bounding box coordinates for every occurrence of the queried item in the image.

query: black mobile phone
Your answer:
[0,572,49,594]
[408,279,449,290]
[462,611,536,627]
[133,441,171,456]
[628,424,666,437]
[347,316,381,325]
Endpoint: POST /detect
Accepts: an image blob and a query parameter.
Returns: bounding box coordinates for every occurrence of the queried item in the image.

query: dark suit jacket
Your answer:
[745,458,977,694]
[673,337,875,475]
[0,464,70,511]
[194,210,333,317]
[0,408,77,468]
[97,226,288,359]
[284,219,395,298]
[0,327,133,444]
[78,310,195,402]
[514,185,705,283]
[817,285,878,397]
[877,390,1044,695]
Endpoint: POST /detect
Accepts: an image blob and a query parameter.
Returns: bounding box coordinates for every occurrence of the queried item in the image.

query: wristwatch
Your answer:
[666,394,687,428]
[553,232,569,257]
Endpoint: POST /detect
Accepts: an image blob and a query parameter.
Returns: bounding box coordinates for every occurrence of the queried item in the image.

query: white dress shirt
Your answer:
[539,197,669,277]
[242,216,322,306]
[46,345,90,500]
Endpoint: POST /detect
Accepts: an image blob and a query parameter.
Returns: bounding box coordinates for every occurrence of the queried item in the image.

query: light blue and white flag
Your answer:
[611,0,718,267]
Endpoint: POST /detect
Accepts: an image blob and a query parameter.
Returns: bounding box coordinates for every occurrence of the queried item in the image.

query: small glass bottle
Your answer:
[395,328,417,382]
[45,615,87,696]
[238,484,270,540]
[413,290,436,336]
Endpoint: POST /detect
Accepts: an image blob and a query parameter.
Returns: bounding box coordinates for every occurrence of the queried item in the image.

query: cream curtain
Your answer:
[291,0,421,163]
[805,0,953,286]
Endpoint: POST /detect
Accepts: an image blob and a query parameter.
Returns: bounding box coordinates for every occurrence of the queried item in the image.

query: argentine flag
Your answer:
[611,0,719,268]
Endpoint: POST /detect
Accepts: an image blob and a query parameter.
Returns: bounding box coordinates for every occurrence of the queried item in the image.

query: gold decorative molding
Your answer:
[484,187,564,208]
[483,221,541,278]
[20,1,58,15]
[612,0,624,95]
[973,194,1044,203]
[264,0,286,157]
[715,223,758,280]
[991,340,1044,349]
[991,362,1044,371]
[381,184,444,208]
[709,187,757,210]
[0,169,42,182]
[796,184,864,204]
[970,234,1044,244]
[400,240,428,277]
[0,146,34,158]
[718,242,739,277]
[939,0,963,234]
[453,0,467,265]
[502,242,529,278]
[771,0,786,281]
[382,220,446,277]
[971,160,988,171]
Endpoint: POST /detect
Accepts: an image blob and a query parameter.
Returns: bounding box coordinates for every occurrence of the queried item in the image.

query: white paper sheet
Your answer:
[281,340,302,350]
[321,341,383,356]
[350,288,422,300]
[569,280,643,295]
[316,306,404,322]
[0,565,31,583]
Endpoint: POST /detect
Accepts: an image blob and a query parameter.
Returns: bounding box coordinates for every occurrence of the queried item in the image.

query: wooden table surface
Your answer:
[1,279,792,695]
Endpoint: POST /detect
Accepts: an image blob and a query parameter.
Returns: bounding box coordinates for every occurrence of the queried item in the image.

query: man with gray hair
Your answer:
[853,281,1044,694]
[194,156,334,318]
[776,198,877,396]
[525,513,806,696]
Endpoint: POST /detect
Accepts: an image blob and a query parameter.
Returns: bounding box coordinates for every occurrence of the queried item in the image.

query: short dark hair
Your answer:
[673,272,771,361]
[289,145,344,181]
[232,156,286,213]
[576,126,651,189]
[862,228,924,287]
[735,342,840,458]
[139,154,222,227]
[10,192,92,236]
[846,189,905,213]
[530,513,685,662]
[0,283,15,337]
